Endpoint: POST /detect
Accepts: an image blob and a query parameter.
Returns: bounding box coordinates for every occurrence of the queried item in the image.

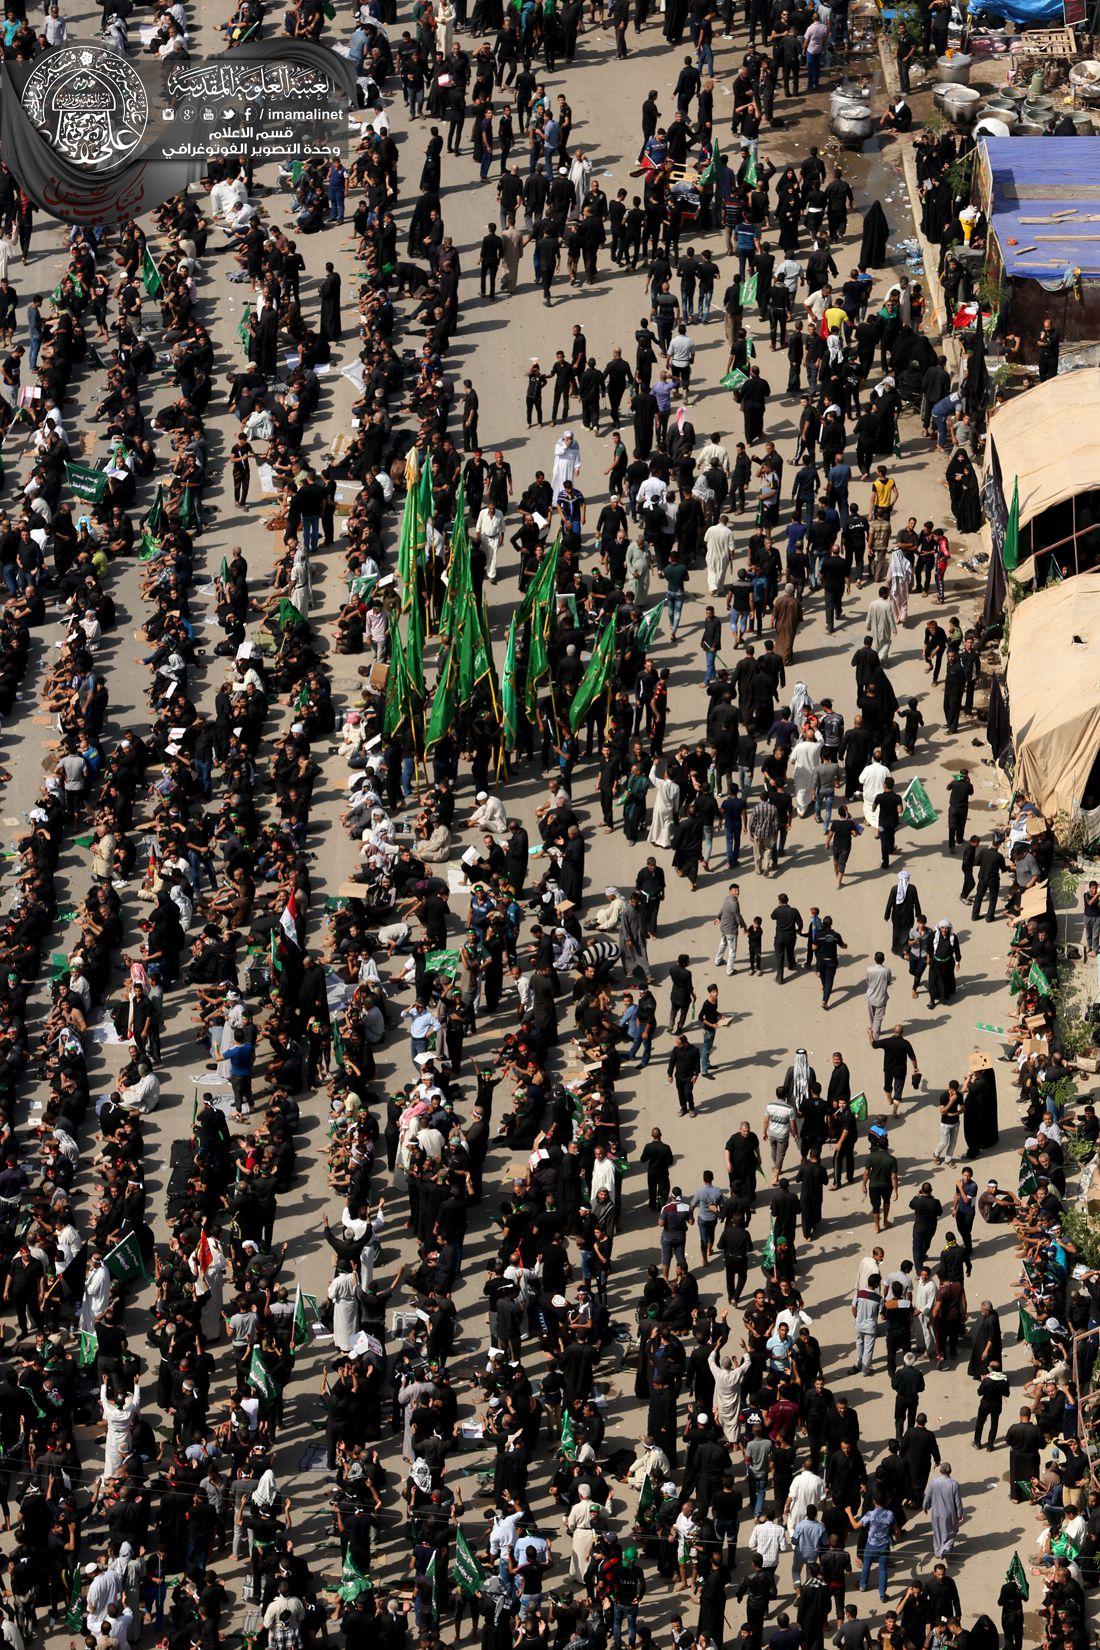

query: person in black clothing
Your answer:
[945,770,973,852]
[971,836,1005,923]
[666,1033,701,1114]
[641,1126,674,1210]
[479,223,504,297]
[771,893,803,983]
[875,777,903,868]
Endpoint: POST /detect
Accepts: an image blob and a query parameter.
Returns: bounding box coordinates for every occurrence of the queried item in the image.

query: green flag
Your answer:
[426,948,461,980]
[338,1548,374,1604]
[65,462,107,506]
[636,599,665,653]
[140,531,162,562]
[247,1348,277,1401]
[1005,1553,1030,1602]
[105,1231,145,1282]
[141,244,163,299]
[1009,967,1025,995]
[1002,476,1020,574]
[699,139,722,188]
[501,614,519,750]
[384,615,414,739]
[278,598,304,631]
[517,534,561,625]
[569,610,618,730]
[560,1409,577,1461]
[405,572,426,702]
[78,1330,98,1368]
[1027,961,1053,996]
[739,274,757,309]
[237,310,252,350]
[425,646,458,751]
[902,777,937,829]
[850,1092,868,1121]
[637,1474,658,1529]
[440,491,473,640]
[178,486,197,531]
[417,452,435,546]
[65,1569,84,1633]
[397,484,421,610]
[453,1529,487,1598]
[525,596,552,715]
[744,150,758,185]
[144,485,165,538]
[219,556,231,583]
[1017,1304,1048,1346]
[720,368,748,392]
[269,929,283,977]
[291,1286,321,1354]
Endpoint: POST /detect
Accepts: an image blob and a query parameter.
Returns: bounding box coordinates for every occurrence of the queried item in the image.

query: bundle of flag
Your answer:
[105,1231,146,1282]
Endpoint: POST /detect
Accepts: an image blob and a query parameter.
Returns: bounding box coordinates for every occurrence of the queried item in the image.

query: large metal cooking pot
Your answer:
[831,104,874,144]
[974,115,1012,137]
[941,83,982,123]
[936,52,972,83]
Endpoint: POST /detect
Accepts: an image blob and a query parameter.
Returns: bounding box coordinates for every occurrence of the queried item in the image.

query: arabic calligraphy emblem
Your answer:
[21,44,148,168]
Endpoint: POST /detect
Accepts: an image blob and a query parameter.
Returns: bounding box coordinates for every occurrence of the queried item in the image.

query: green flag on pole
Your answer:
[105,1231,145,1282]
[405,572,426,702]
[178,486,197,531]
[440,495,473,640]
[397,485,421,610]
[141,245,163,299]
[384,615,413,739]
[291,1286,320,1355]
[517,534,561,625]
[78,1330,99,1368]
[453,1529,487,1598]
[278,599,304,631]
[525,597,552,715]
[1017,1304,1048,1346]
[269,929,283,977]
[569,610,618,730]
[501,614,519,750]
[743,150,758,185]
[65,1570,84,1633]
[637,1474,658,1528]
[144,485,165,538]
[1002,476,1020,574]
[902,777,938,829]
[560,1409,577,1460]
[1027,961,1053,996]
[425,647,458,751]
[1005,1552,1030,1602]
[739,274,758,309]
[1009,967,1026,995]
[699,139,723,188]
[426,947,462,980]
[636,599,665,653]
[65,462,108,506]
[247,1348,277,1401]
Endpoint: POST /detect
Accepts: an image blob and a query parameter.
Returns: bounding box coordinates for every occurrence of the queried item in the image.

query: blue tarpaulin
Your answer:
[981,137,1100,280]
[969,0,1061,19]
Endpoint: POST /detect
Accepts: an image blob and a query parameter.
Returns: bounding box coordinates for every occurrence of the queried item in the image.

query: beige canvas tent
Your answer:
[984,374,1100,584]
[1006,574,1100,817]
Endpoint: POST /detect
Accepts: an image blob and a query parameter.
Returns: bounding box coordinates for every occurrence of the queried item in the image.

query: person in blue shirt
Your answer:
[721,788,745,866]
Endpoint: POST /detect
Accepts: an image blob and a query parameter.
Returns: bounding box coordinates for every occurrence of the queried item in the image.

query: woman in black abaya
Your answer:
[860,200,890,268]
[945,447,983,533]
[962,1063,999,1154]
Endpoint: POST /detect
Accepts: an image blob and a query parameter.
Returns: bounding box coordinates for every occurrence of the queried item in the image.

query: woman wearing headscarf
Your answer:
[945,446,983,534]
[885,869,922,957]
[564,1483,602,1581]
[961,1059,999,1154]
[860,200,890,268]
[927,919,962,1006]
